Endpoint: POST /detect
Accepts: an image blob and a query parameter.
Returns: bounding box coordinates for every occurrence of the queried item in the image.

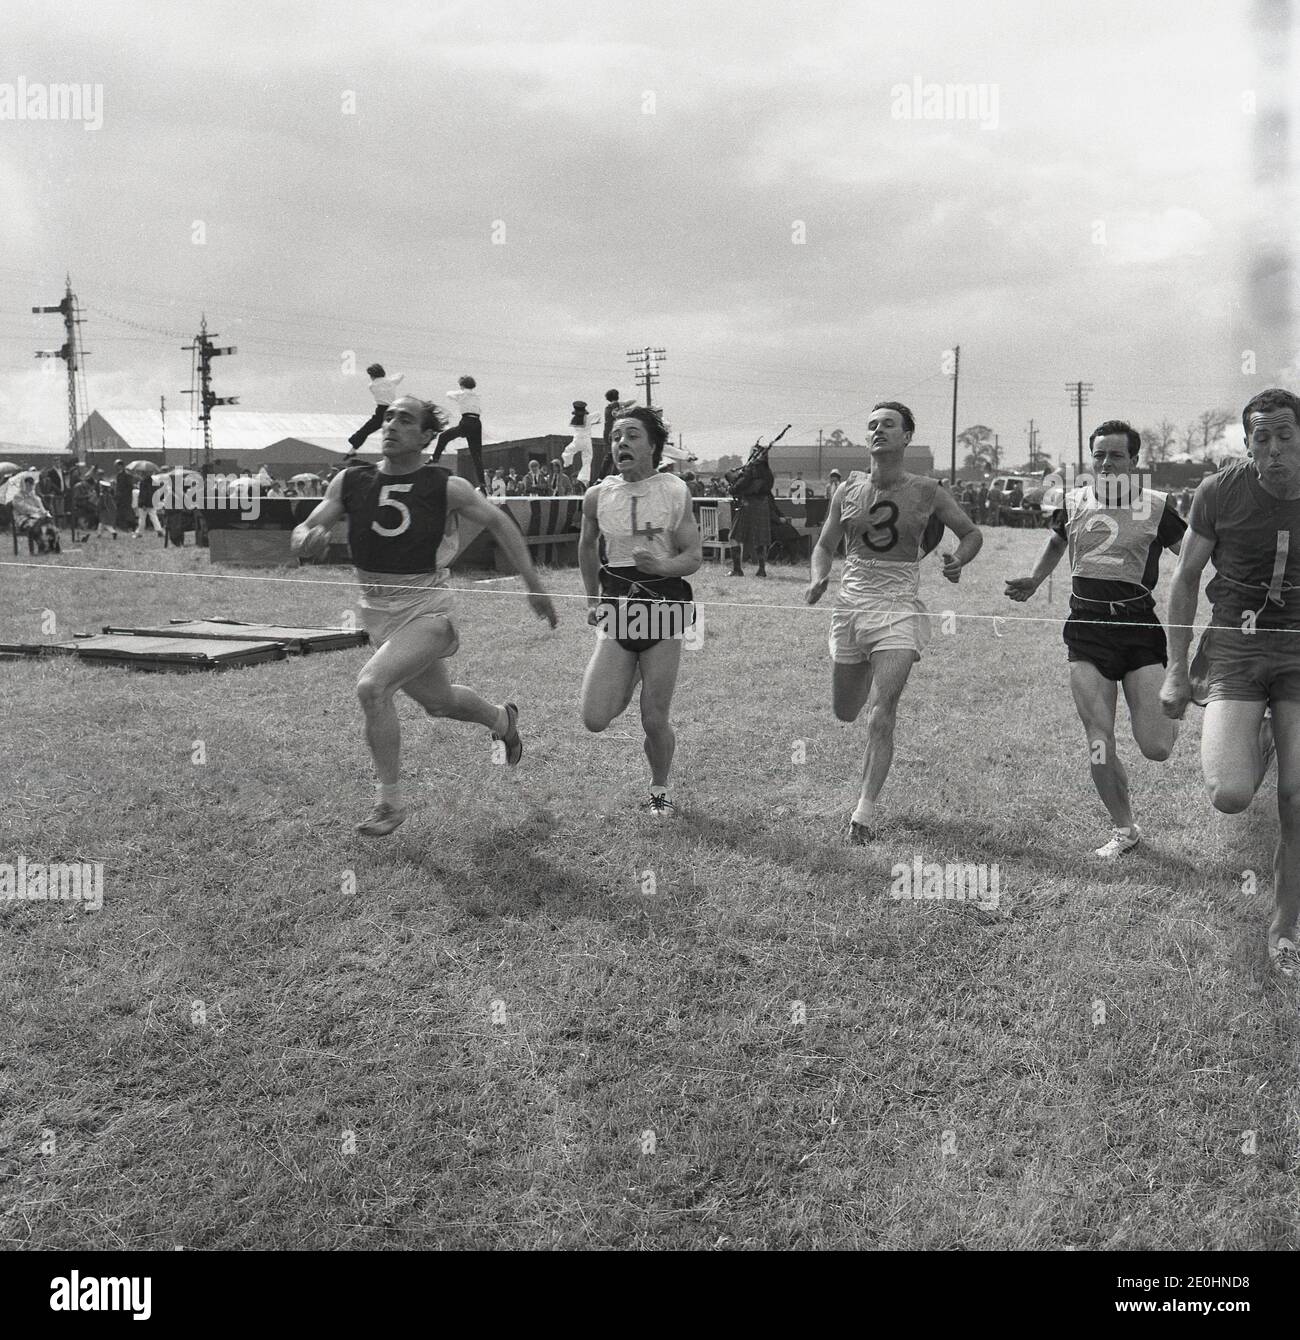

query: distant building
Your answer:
[764,442,936,482]
[68,410,382,475]
[472,435,575,480]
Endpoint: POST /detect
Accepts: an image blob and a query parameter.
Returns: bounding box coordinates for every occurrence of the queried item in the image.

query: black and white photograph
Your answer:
[1,0,1297,1292]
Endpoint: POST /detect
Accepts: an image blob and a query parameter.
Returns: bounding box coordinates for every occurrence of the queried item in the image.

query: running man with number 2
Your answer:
[807,401,982,844]
[292,396,558,837]
[1005,421,1185,859]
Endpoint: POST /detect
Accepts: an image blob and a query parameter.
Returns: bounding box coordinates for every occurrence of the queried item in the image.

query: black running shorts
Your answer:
[595,566,695,654]
[1063,613,1167,682]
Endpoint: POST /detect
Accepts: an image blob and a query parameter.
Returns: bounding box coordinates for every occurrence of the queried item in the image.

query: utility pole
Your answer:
[626,346,666,407]
[1027,420,1038,466]
[183,315,238,469]
[817,427,824,482]
[1247,0,1293,386]
[160,394,166,459]
[949,345,960,485]
[1066,381,1093,472]
[33,275,88,463]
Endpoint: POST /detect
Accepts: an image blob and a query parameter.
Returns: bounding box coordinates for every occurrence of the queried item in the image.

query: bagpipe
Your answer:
[726,423,790,499]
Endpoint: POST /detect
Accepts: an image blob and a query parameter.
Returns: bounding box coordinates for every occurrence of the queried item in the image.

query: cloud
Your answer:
[1102,208,1214,265]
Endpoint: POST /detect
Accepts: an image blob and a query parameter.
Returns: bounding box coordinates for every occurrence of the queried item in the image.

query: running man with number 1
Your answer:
[1161,388,1300,978]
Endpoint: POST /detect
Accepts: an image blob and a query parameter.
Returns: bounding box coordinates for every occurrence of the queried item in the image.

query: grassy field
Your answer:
[1,526,1297,1250]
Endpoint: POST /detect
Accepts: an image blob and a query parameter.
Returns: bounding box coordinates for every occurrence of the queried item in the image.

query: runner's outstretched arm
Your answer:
[932,487,982,583]
[1005,530,1066,601]
[290,471,346,555]
[1160,528,1214,718]
[448,478,558,626]
[807,485,845,605]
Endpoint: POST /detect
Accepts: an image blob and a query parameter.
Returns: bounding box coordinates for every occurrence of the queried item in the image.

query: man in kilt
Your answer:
[727,443,776,578]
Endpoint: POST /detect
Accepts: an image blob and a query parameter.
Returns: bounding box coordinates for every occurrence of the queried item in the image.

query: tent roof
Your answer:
[81,410,366,457]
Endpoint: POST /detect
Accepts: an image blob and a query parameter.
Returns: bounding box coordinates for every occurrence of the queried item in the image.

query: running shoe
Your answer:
[848,819,877,845]
[492,702,523,767]
[1096,824,1141,858]
[1269,937,1299,978]
[642,792,677,818]
[356,801,408,837]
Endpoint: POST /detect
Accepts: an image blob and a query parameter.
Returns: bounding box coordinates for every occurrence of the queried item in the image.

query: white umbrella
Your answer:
[1,470,39,504]
[0,461,21,476]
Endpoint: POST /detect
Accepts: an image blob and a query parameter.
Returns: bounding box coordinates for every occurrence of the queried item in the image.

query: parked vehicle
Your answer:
[986,475,1043,527]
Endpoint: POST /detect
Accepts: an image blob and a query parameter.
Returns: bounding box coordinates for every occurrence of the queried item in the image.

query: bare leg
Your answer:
[832,660,873,723]
[636,639,684,788]
[581,636,641,731]
[1069,661,1131,829]
[1201,699,1269,814]
[852,649,915,826]
[1268,702,1300,952]
[355,616,460,786]
[1123,662,1179,761]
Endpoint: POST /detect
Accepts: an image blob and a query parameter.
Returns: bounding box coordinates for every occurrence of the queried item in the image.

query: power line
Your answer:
[626,346,667,407]
[1066,381,1094,471]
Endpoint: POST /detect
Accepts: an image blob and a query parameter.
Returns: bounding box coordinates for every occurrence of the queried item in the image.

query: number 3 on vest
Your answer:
[372,482,414,537]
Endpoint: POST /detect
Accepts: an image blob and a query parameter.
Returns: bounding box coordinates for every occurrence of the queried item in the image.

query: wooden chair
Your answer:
[698,503,738,564]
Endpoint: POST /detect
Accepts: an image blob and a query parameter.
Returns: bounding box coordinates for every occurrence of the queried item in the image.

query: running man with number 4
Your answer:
[807,401,982,843]
[579,405,702,818]
[292,396,557,837]
[1005,421,1185,858]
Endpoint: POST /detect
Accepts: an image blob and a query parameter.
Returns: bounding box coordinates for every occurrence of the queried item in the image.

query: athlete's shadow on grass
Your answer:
[902,811,1260,889]
[452,808,623,923]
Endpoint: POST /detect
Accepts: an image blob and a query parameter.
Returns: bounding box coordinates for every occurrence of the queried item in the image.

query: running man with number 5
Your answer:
[808,401,982,843]
[1005,421,1185,859]
[291,396,558,837]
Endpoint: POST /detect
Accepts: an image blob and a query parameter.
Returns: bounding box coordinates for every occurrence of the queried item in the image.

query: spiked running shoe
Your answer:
[493,702,523,767]
[356,801,408,837]
[1095,824,1141,859]
[642,792,677,818]
[1269,937,1300,979]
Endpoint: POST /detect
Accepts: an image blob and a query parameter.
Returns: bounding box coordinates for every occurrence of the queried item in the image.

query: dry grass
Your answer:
[0,527,1297,1249]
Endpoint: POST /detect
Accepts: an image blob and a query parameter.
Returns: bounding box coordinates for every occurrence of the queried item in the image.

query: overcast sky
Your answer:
[0,0,1287,466]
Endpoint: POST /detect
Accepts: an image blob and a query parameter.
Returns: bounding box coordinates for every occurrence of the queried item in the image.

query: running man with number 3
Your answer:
[1005,421,1185,858]
[1161,388,1300,979]
[807,401,982,843]
[292,396,557,837]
